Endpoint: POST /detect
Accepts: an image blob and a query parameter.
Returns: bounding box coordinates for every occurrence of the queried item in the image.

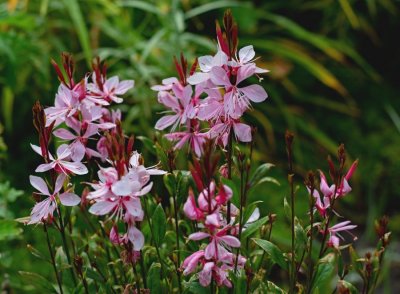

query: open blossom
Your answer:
[327,220,357,248]
[28,174,80,224]
[87,74,134,105]
[45,84,79,127]
[32,144,88,175]
[210,64,268,119]
[208,118,252,147]
[88,151,165,220]
[155,84,196,131]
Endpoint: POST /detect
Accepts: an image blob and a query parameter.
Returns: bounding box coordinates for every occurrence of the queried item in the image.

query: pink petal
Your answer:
[127,226,145,250]
[240,84,268,103]
[155,114,179,130]
[29,175,50,195]
[204,240,216,259]
[187,73,209,85]
[115,80,134,95]
[124,197,143,218]
[219,235,241,247]
[210,66,231,86]
[60,161,88,175]
[199,262,214,287]
[233,123,252,142]
[236,63,256,84]
[188,232,210,241]
[89,200,117,215]
[70,141,86,162]
[59,192,81,206]
[54,173,66,194]
[53,128,77,140]
[35,163,55,173]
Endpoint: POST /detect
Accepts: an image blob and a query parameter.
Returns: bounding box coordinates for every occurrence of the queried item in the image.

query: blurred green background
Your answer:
[1,0,399,291]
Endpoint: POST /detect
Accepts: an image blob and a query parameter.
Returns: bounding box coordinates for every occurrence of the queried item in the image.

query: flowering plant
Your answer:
[22,10,390,294]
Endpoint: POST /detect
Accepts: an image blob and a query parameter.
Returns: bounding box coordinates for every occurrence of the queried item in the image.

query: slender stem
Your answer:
[289,173,295,293]
[57,207,77,286]
[99,226,120,284]
[44,224,63,294]
[131,259,141,293]
[306,188,315,293]
[140,251,147,289]
[143,198,168,286]
[257,215,274,272]
[226,130,233,224]
[172,183,183,293]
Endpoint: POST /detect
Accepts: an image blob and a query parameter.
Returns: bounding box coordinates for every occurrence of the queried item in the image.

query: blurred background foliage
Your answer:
[1,0,399,291]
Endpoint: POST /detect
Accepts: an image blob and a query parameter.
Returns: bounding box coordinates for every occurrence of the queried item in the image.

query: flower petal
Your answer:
[59,192,81,206]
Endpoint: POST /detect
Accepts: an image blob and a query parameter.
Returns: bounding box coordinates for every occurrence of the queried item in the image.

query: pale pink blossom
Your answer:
[210,64,268,119]
[327,220,357,248]
[87,74,134,105]
[28,174,80,224]
[45,84,79,127]
[154,84,196,130]
[32,144,88,175]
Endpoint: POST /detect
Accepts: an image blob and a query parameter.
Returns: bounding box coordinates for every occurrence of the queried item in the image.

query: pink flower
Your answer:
[28,174,80,224]
[183,189,205,221]
[154,84,196,130]
[208,119,252,146]
[228,45,269,74]
[187,50,228,85]
[32,144,88,175]
[319,160,358,199]
[210,64,268,119]
[45,84,79,127]
[181,250,205,275]
[87,167,119,200]
[87,75,134,105]
[327,220,357,248]
[110,224,145,250]
[188,227,240,260]
[165,126,207,158]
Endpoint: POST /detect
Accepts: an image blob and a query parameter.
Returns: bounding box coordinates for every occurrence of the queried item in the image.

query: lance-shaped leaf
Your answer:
[147,263,162,293]
[152,204,167,246]
[253,238,288,270]
[311,253,335,292]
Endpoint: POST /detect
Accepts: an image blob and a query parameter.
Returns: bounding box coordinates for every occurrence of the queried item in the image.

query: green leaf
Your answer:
[255,281,286,294]
[176,171,189,207]
[252,238,288,270]
[241,216,269,240]
[294,218,307,259]
[311,253,335,292]
[249,163,274,186]
[147,262,162,293]
[283,197,291,221]
[62,0,92,66]
[118,0,162,15]
[137,136,156,155]
[163,173,176,196]
[232,269,246,294]
[152,204,167,246]
[184,1,250,19]
[242,201,263,225]
[0,219,22,241]
[18,271,56,292]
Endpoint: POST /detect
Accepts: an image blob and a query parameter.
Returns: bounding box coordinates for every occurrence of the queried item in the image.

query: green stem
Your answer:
[172,185,183,293]
[57,207,77,286]
[44,224,64,294]
[226,130,233,224]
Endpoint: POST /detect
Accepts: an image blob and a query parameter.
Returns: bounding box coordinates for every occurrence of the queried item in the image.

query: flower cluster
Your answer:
[88,150,165,258]
[179,158,246,288]
[28,54,133,225]
[308,159,359,248]
[153,14,268,157]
